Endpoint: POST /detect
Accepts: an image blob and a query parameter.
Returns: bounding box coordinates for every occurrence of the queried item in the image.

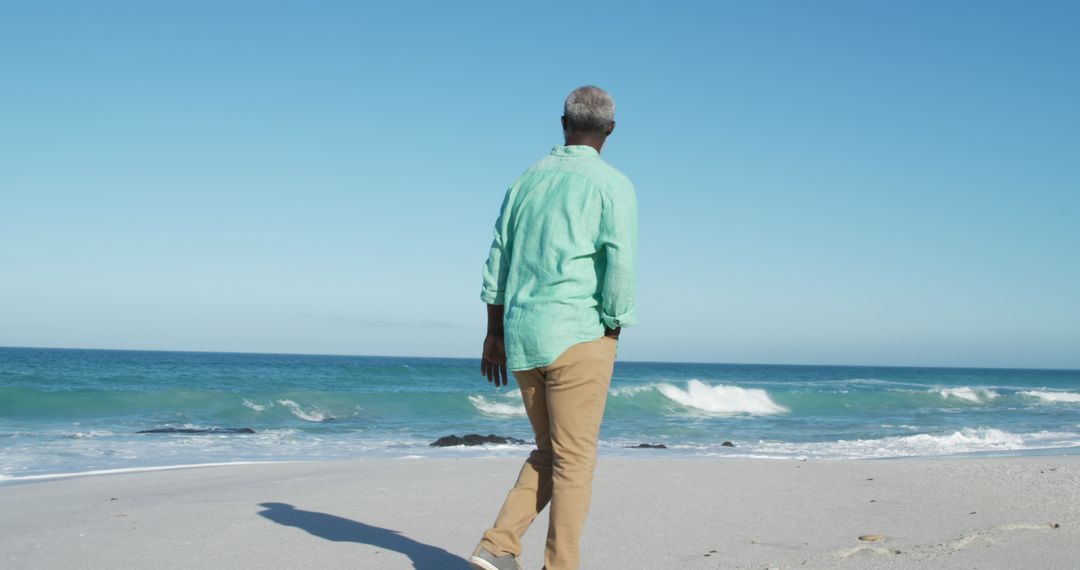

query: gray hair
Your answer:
[563,85,615,134]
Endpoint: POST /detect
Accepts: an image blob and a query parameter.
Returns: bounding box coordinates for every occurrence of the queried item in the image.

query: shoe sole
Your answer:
[468,556,500,570]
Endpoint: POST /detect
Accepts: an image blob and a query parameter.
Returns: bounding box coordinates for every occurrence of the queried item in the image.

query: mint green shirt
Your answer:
[481,145,638,371]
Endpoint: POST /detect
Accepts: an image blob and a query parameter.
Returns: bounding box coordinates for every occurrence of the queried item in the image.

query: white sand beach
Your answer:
[2,455,1078,569]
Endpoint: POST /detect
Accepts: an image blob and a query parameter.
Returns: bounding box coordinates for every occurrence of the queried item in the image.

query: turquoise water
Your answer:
[2,347,1079,478]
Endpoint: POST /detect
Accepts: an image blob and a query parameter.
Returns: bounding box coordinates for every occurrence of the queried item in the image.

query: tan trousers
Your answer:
[477,335,617,570]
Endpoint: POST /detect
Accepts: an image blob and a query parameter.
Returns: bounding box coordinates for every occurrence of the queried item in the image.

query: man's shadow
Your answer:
[257,502,470,569]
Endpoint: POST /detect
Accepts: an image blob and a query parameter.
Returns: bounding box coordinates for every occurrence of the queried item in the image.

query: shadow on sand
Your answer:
[257,502,471,570]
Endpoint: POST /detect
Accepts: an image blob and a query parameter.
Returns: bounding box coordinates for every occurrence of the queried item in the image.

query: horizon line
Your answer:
[1,344,1077,374]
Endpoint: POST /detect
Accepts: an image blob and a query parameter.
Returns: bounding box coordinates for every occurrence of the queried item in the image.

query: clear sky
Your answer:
[2,1,1077,369]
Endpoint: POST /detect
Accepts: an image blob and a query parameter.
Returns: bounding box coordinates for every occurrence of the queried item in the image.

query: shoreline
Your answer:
[5,445,1080,484]
[2,456,1078,569]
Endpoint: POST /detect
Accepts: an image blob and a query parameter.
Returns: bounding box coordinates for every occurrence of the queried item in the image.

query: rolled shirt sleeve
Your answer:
[480,190,512,305]
[597,180,638,329]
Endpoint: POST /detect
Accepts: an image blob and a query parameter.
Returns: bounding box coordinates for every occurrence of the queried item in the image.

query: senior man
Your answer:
[470,85,638,570]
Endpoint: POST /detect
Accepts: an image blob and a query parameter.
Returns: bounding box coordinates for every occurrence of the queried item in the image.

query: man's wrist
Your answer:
[486,303,505,336]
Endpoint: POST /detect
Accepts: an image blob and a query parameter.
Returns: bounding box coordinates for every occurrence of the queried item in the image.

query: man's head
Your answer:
[561,85,615,151]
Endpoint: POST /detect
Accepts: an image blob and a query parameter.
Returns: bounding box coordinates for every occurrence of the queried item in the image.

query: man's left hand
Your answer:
[481,333,509,387]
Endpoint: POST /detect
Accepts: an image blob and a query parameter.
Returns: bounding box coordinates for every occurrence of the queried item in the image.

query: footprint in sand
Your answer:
[946,522,1060,552]
[834,534,901,559]
[837,545,901,559]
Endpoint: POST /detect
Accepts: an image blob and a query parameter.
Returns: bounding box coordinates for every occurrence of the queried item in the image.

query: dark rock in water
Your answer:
[626,443,668,449]
[137,427,256,435]
[430,434,528,447]
[721,441,735,447]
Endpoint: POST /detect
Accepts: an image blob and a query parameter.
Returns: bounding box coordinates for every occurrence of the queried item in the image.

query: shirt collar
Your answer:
[550,144,599,157]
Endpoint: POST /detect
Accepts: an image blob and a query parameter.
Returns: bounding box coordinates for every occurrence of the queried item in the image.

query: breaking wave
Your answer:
[468,395,526,416]
[241,399,267,412]
[1019,390,1080,404]
[276,399,334,422]
[627,380,789,415]
[934,387,1001,403]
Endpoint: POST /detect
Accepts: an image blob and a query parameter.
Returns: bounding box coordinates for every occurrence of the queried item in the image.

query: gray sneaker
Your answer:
[469,546,521,570]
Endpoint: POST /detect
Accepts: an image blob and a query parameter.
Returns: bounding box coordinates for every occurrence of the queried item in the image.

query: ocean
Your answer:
[2,346,1079,480]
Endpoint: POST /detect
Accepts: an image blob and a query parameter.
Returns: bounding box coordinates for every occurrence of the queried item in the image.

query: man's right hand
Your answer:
[481,333,509,387]
[604,326,621,340]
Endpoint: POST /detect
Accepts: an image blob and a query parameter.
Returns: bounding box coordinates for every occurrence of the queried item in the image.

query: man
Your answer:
[470,85,638,570]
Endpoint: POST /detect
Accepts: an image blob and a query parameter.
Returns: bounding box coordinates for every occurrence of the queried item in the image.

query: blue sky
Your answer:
[1,1,1077,368]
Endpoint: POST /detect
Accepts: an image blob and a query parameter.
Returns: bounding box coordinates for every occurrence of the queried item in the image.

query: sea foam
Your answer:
[61,430,115,439]
[609,384,658,397]
[1019,390,1080,403]
[748,427,1075,459]
[901,427,1022,451]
